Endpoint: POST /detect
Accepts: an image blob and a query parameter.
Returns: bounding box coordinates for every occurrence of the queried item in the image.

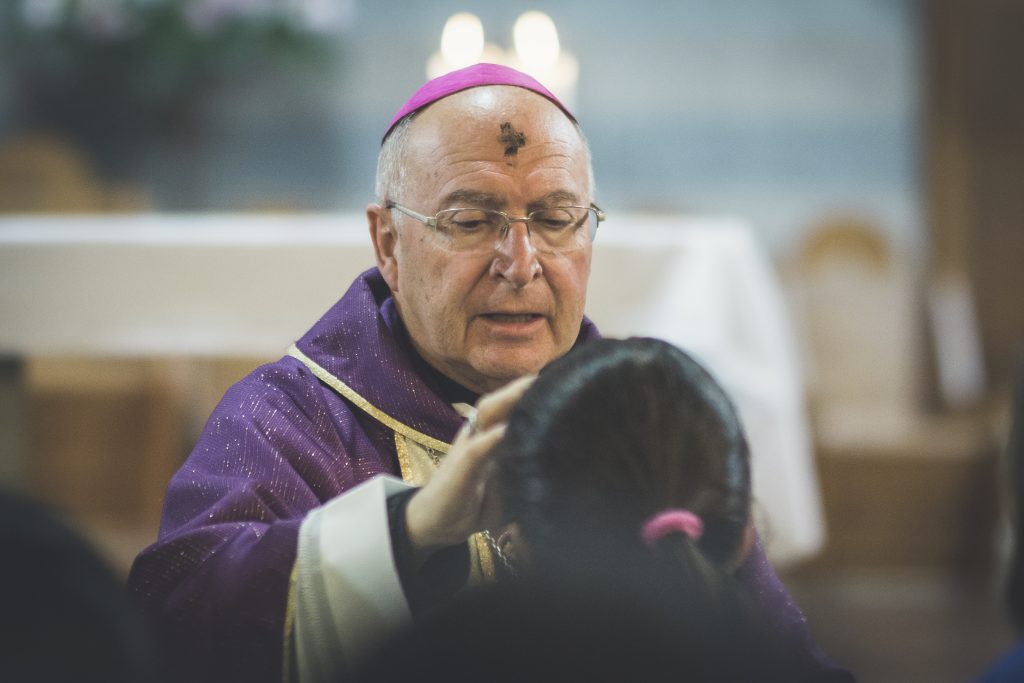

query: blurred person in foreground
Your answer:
[127,63,849,682]
[1,490,161,683]
[976,352,1024,683]
[355,338,850,682]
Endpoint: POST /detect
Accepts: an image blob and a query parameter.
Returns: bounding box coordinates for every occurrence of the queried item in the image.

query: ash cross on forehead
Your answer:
[498,122,527,157]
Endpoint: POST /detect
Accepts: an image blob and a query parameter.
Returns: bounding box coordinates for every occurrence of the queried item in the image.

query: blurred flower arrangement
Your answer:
[3,0,348,108]
[0,0,352,206]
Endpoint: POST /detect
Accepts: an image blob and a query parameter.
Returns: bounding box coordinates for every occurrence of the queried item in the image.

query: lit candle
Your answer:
[510,11,578,108]
[426,11,578,108]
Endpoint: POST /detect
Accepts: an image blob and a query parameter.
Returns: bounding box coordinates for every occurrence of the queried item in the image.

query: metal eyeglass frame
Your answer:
[384,200,606,250]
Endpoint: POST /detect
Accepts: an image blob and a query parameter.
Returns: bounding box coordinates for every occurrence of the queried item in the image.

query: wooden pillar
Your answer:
[925,0,1024,398]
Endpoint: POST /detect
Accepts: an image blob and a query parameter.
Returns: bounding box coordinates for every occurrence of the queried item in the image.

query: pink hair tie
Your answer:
[641,510,704,547]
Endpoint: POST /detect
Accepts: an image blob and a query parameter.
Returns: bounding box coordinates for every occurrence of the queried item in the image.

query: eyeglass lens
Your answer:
[434,208,596,253]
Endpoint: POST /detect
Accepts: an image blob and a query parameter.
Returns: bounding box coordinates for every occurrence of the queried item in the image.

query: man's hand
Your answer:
[405,374,535,554]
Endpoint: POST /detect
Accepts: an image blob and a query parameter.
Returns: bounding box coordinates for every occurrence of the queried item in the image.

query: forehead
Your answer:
[401,86,589,201]
[411,85,580,143]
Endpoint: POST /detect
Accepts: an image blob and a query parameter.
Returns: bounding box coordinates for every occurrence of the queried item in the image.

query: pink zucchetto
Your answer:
[382,63,576,143]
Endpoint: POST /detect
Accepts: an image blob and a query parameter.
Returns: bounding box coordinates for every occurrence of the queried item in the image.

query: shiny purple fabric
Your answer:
[383,62,576,141]
[126,267,598,682]
[737,538,855,681]
[127,267,847,682]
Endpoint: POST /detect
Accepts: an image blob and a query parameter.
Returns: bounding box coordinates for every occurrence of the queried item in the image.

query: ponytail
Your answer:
[643,512,742,610]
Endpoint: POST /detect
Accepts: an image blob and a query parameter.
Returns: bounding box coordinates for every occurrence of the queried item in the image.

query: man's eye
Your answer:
[447,211,499,233]
[534,211,575,230]
[452,219,489,232]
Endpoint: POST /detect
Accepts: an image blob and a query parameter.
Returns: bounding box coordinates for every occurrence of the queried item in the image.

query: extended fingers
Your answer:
[474,374,536,429]
[407,421,509,550]
[463,422,507,456]
[450,422,507,476]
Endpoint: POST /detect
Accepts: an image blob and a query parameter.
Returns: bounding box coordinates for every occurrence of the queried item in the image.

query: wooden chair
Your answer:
[0,133,148,212]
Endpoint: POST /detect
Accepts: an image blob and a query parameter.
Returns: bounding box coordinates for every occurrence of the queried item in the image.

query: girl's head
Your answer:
[495,337,752,585]
[359,338,786,683]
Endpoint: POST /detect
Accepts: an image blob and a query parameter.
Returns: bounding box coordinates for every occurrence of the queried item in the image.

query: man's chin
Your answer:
[468,347,560,391]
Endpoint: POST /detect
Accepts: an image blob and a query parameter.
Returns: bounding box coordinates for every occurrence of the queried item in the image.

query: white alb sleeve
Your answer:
[292,474,414,683]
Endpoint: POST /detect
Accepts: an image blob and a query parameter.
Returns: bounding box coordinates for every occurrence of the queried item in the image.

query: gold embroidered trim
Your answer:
[281,561,298,683]
[473,532,497,581]
[394,432,414,483]
[287,344,451,454]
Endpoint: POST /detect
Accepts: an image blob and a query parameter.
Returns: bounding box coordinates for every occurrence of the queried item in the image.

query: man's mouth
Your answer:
[481,313,543,323]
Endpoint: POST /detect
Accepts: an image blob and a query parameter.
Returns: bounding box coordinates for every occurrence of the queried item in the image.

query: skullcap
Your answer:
[382,62,576,143]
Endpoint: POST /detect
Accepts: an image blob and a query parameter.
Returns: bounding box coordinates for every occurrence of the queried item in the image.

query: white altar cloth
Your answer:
[0,213,824,565]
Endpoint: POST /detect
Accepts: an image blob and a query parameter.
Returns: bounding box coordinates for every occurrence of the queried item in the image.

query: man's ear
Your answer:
[367,203,399,291]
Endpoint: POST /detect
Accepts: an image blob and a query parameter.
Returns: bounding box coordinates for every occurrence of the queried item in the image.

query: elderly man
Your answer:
[128,64,847,683]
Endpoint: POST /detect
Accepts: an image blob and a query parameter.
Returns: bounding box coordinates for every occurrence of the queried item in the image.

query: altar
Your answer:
[0,213,825,566]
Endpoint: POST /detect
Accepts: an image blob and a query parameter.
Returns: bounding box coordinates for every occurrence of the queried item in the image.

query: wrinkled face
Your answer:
[369,87,593,394]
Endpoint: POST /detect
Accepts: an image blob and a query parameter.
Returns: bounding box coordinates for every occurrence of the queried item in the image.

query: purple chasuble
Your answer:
[127,267,847,682]
[127,268,597,682]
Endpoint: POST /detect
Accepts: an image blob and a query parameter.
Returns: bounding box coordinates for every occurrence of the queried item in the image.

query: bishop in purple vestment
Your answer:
[127,64,852,683]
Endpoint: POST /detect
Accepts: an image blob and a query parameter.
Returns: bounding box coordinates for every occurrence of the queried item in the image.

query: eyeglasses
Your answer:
[385,201,605,254]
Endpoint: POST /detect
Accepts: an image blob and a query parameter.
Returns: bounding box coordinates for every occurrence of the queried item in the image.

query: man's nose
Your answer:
[491,220,541,288]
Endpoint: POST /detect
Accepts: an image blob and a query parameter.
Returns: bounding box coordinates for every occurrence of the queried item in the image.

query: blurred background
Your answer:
[1,1,1022,681]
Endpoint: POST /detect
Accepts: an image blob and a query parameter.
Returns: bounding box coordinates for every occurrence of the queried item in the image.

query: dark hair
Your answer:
[356,339,797,682]
[354,576,743,683]
[491,336,773,674]
[497,337,750,582]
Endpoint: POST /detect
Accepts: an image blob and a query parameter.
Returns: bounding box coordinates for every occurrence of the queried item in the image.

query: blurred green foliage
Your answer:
[2,0,340,111]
